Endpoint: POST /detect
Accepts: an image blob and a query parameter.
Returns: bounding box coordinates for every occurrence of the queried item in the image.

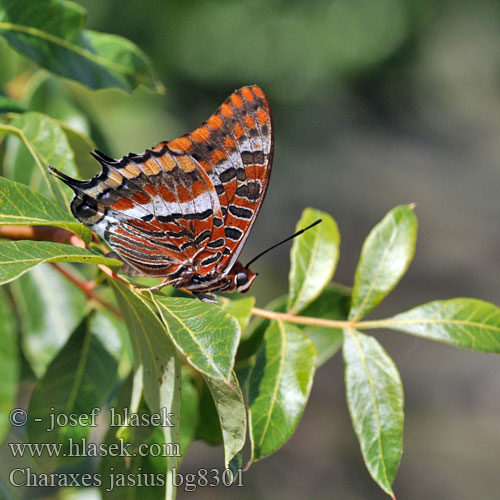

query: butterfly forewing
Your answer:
[164,85,273,274]
[50,85,273,292]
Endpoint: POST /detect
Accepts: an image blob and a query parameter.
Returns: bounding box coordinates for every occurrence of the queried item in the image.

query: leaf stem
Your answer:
[0,224,77,243]
[250,306,392,331]
[1,224,395,330]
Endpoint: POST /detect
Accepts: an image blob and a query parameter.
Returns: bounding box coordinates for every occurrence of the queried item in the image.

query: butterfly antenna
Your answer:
[245,219,322,269]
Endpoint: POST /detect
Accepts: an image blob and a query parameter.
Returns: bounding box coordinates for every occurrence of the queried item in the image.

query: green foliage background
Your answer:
[0,1,499,499]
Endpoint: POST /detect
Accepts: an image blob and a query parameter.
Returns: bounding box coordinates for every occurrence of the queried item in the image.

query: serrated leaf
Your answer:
[152,295,241,382]
[28,314,118,471]
[109,281,182,500]
[0,287,19,444]
[349,204,417,321]
[10,263,86,377]
[249,320,317,462]
[2,112,79,210]
[220,296,255,331]
[288,207,340,314]
[0,0,163,92]
[0,241,122,285]
[385,298,500,352]
[204,371,246,468]
[0,176,91,242]
[343,328,403,498]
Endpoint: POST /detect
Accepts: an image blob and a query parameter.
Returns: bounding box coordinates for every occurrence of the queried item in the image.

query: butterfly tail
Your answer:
[90,150,117,166]
[48,166,85,191]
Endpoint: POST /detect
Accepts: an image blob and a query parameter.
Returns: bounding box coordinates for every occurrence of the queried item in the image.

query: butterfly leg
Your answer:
[136,278,182,293]
[192,292,218,303]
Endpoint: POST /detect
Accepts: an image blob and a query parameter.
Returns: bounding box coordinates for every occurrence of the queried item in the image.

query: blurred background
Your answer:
[3,0,500,498]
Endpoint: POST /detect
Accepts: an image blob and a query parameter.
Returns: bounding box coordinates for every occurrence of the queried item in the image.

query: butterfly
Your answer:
[50,85,273,302]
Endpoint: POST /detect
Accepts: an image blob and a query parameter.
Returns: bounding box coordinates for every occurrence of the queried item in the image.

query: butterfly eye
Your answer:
[74,197,98,218]
[79,203,96,216]
[235,272,249,287]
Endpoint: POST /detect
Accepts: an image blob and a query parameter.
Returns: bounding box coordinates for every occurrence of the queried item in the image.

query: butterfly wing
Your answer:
[53,148,225,280]
[50,85,272,284]
[162,85,274,275]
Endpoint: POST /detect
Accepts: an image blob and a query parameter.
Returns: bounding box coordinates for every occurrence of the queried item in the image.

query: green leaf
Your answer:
[152,295,241,382]
[100,375,171,500]
[288,207,340,314]
[110,282,180,424]
[24,71,90,128]
[178,373,199,457]
[0,241,122,286]
[84,29,164,92]
[204,372,247,468]
[21,72,100,178]
[0,176,91,242]
[10,263,87,377]
[28,314,118,471]
[220,296,255,331]
[0,94,26,113]
[0,0,163,92]
[195,378,223,446]
[60,123,98,178]
[300,284,350,366]
[349,204,417,321]
[110,281,182,499]
[114,374,155,448]
[236,294,287,362]
[239,286,350,367]
[386,298,500,352]
[343,328,403,498]
[249,320,317,462]
[90,309,133,379]
[2,112,79,211]
[0,288,19,444]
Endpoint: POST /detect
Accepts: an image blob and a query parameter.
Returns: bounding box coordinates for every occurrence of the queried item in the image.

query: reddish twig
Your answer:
[51,262,123,319]
[0,225,83,245]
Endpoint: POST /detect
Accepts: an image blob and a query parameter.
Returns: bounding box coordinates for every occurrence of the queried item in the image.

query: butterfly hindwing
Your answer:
[65,149,224,278]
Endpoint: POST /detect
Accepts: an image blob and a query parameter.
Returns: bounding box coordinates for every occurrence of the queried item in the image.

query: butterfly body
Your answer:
[50,85,273,302]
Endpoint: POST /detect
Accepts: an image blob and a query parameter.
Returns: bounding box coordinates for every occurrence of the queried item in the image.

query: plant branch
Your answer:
[0,226,398,330]
[0,224,83,245]
[51,262,123,319]
[0,223,124,318]
[250,306,394,331]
